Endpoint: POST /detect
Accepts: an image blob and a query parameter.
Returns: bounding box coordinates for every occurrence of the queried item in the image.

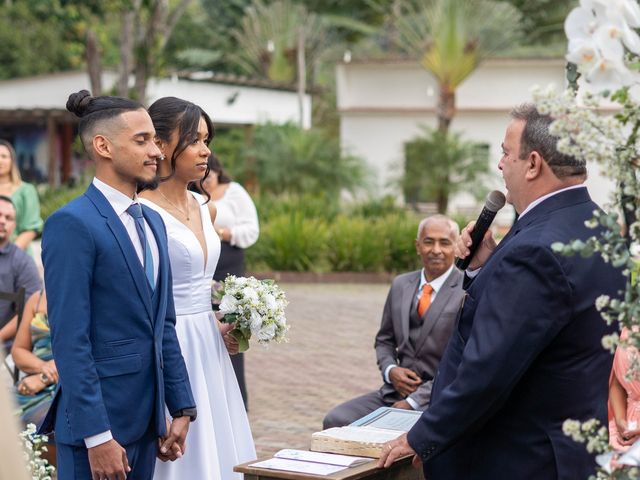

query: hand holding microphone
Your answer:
[455,191,506,271]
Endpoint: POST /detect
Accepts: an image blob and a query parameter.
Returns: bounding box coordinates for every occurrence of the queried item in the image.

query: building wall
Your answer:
[0,71,312,185]
[337,59,616,224]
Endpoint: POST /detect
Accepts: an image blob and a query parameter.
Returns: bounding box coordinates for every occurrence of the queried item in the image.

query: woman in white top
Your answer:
[140,96,256,479]
[195,153,259,409]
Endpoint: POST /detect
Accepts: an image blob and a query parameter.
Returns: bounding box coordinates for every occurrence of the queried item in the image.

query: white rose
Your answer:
[250,311,263,333]
[242,287,259,303]
[264,293,277,311]
[219,294,238,313]
[257,323,276,342]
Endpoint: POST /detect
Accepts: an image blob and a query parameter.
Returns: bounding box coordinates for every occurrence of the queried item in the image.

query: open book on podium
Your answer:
[310,407,423,458]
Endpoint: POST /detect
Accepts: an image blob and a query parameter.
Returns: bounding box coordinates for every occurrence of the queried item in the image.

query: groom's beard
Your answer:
[136,175,160,193]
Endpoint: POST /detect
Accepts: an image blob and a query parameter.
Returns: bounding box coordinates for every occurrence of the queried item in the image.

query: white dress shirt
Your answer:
[213,182,259,248]
[384,264,456,410]
[85,177,161,449]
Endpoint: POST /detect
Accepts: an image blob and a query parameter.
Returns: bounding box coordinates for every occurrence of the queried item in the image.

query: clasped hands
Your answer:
[17,359,57,396]
[87,417,190,480]
[616,418,640,446]
[389,367,421,398]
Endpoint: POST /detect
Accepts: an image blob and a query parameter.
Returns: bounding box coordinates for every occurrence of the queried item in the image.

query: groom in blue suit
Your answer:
[40,91,196,480]
[379,104,625,479]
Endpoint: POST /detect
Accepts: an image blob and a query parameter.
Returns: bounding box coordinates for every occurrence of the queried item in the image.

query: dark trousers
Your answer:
[56,422,157,480]
[323,389,402,429]
[215,241,249,410]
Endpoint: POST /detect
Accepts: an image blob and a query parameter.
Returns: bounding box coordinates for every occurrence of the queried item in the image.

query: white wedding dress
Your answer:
[141,192,256,480]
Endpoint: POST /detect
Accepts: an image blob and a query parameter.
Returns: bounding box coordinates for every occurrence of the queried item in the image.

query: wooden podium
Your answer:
[235,454,424,480]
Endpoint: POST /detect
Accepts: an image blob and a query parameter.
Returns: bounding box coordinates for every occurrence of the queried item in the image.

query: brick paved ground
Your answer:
[244,282,391,458]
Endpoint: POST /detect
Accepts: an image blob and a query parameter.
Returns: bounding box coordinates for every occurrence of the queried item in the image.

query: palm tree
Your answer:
[230,0,329,84]
[389,0,522,133]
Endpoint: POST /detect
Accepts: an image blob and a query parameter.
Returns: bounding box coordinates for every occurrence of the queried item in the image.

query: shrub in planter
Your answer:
[380,212,423,273]
[251,213,329,272]
[326,215,387,272]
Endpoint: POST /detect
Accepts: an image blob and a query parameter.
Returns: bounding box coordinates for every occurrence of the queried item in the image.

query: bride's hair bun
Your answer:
[66,90,93,117]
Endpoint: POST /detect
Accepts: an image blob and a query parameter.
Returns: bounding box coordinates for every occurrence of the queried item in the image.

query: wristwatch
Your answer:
[171,407,197,422]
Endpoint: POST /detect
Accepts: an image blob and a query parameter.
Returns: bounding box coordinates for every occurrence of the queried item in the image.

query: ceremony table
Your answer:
[235,454,425,480]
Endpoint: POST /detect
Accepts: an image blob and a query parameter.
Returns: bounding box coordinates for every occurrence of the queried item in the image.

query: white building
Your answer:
[0,71,311,186]
[336,57,615,224]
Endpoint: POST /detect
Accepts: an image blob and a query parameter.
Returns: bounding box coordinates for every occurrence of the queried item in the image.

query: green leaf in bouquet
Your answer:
[230,328,251,353]
[222,313,239,324]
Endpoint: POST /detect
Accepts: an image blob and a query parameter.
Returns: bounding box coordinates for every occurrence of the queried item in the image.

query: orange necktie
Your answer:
[417,284,433,317]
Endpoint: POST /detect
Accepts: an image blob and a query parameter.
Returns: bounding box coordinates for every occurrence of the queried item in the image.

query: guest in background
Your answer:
[0,196,42,346]
[194,153,259,409]
[323,215,464,429]
[609,327,640,450]
[0,140,43,253]
[11,290,55,426]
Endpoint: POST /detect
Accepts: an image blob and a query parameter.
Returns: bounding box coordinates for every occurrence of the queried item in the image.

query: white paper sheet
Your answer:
[274,449,372,466]
[252,458,346,475]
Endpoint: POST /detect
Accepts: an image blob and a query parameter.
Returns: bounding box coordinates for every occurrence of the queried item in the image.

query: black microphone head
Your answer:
[485,190,506,213]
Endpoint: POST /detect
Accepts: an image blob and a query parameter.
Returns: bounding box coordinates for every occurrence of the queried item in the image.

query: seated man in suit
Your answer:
[323,215,464,428]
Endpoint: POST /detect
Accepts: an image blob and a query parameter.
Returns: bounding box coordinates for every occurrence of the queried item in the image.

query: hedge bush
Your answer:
[247,208,423,274]
[247,213,330,272]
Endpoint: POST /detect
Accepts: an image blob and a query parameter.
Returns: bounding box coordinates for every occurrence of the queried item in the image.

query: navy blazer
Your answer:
[39,184,195,446]
[407,187,625,480]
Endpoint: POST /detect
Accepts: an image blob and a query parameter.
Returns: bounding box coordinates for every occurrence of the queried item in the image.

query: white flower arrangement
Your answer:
[565,0,640,92]
[542,0,640,478]
[19,423,55,480]
[213,276,289,352]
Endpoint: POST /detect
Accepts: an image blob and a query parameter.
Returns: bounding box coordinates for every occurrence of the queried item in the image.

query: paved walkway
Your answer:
[244,282,391,458]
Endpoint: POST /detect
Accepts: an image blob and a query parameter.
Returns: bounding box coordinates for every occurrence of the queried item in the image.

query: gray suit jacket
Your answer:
[375,268,464,409]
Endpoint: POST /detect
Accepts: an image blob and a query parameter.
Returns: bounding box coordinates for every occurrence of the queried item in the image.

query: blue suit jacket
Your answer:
[39,184,195,446]
[407,187,625,480]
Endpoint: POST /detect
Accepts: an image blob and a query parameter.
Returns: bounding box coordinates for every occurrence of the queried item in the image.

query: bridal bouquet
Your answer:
[212,275,289,352]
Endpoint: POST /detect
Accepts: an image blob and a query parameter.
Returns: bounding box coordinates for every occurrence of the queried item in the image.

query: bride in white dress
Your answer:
[141,96,256,479]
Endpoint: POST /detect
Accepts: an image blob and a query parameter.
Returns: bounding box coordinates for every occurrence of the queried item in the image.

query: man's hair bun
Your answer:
[66,90,93,117]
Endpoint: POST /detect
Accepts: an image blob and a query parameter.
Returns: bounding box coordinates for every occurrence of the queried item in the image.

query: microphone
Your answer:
[455,190,506,271]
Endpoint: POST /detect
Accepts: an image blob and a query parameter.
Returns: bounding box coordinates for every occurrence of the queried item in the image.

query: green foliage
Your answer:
[504,0,574,47]
[39,183,88,221]
[253,193,340,223]
[210,128,248,183]
[326,215,387,272]
[386,0,523,88]
[324,213,420,273]
[403,126,490,212]
[163,2,224,71]
[229,0,330,83]
[248,213,329,271]
[213,123,368,197]
[248,123,368,196]
[246,195,422,273]
[348,195,405,218]
[293,0,384,43]
[0,2,80,79]
[378,212,422,272]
